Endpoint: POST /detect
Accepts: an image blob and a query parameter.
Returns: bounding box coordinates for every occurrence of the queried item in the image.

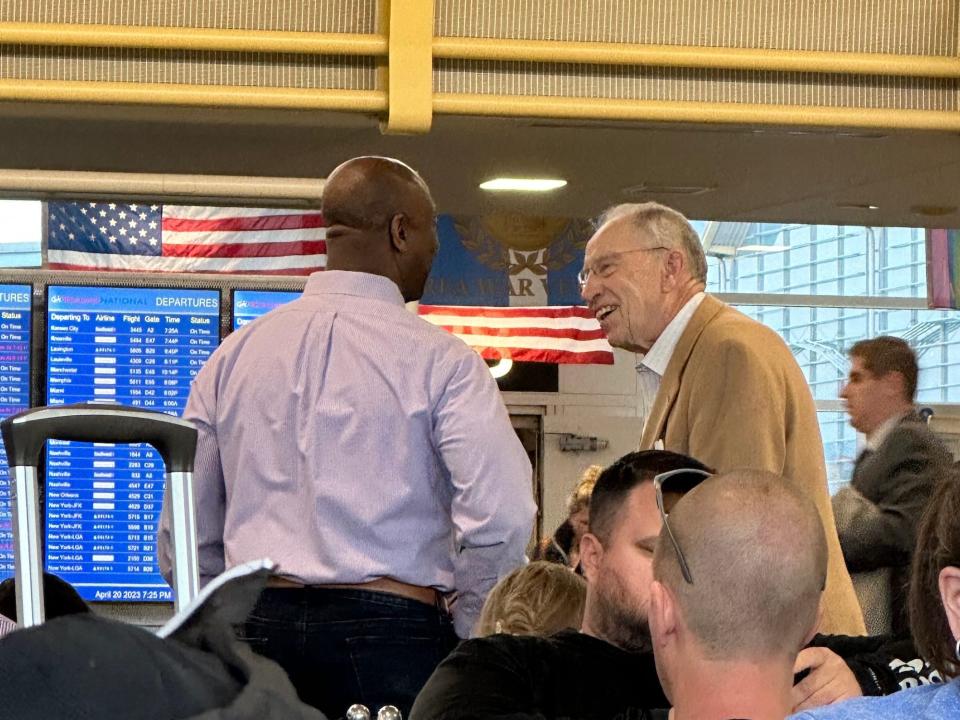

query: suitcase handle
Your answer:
[1,403,200,624]
[1,403,197,471]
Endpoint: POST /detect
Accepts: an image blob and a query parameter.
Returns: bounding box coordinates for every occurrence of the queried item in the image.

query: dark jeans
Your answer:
[241,587,459,719]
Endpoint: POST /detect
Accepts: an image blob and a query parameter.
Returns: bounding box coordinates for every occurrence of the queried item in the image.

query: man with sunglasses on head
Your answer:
[649,469,829,720]
[411,450,703,720]
[579,202,864,637]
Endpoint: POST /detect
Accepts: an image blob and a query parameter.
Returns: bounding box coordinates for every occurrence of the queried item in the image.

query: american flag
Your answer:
[419,304,614,364]
[45,203,615,364]
[47,202,326,275]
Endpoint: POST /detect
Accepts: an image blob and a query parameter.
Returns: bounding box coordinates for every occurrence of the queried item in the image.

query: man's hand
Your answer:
[792,646,863,712]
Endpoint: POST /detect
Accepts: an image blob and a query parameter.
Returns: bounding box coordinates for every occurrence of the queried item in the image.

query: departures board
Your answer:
[231,289,301,330]
[0,285,32,581]
[44,285,220,601]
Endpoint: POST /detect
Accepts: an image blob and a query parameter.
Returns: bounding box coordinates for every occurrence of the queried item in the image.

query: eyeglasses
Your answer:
[577,247,669,287]
[653,467,713,585]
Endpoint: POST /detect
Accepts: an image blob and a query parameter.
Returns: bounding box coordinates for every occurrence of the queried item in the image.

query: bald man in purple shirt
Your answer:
[158,157,535,718]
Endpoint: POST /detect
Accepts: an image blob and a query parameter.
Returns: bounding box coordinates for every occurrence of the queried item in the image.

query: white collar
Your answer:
[865,411,910,451]
[636,293,706,376]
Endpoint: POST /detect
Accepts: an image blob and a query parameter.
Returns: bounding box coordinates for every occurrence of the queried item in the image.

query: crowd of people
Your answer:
[0,155,957,719]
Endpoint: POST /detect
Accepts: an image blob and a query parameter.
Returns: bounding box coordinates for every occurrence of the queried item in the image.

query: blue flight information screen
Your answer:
[232,289,301,330]
[45,286,220,601]
[0,285,31,581]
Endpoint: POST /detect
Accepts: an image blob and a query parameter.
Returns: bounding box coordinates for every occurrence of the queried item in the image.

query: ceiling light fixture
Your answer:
[622,183,715,197]
[479,178,567,192]
[836,203,879,210]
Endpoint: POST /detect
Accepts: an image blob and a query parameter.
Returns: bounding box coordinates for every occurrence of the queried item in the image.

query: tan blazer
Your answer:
[640,295,866,636]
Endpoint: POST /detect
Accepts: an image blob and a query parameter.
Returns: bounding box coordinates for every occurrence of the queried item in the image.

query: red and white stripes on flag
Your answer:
[418,304,615,364]
[46,203,326,276]
[161,206,326,275]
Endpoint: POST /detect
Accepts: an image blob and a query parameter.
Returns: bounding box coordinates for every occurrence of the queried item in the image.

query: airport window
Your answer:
[694,220,946,487]
[0,200,43,268]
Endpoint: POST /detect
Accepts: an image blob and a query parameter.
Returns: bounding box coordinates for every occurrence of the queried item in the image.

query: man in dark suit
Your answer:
[835,336,953,635]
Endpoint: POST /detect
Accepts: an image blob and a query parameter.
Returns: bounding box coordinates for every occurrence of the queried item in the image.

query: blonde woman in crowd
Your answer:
[534,465,602,569]
[475,561,587,637]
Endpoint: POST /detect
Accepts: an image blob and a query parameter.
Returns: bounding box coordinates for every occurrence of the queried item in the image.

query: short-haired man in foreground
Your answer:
[649,470,828,720]
[411,451,938,720]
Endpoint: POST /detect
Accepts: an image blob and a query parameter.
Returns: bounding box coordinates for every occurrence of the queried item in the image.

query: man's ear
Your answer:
[939,566,960,642]
[661,249,685,290]
[876,369,907,402]
[890,370,910,402]
[649,580,677,648]
[389,213,408,252]
[579,532,603,583]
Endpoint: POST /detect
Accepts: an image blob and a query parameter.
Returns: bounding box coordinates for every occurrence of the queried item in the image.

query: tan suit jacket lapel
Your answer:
[639,295,726,449]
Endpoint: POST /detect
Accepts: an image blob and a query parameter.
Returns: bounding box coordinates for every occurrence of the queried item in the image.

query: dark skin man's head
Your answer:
[321,156,438,302]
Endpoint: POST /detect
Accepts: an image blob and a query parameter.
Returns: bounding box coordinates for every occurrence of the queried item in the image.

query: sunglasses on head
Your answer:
[653,468,713,585]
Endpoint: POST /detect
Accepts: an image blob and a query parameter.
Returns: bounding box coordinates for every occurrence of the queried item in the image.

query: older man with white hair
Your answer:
[580,202,864,635]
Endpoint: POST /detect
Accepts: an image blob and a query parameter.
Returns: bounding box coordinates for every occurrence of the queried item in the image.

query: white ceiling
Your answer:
[1,100,960,228]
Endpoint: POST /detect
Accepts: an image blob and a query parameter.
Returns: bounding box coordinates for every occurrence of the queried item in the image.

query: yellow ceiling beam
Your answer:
[3,20,957,81]
[380,0,435,133]
[434,93,960,132]
[1,19,958,132]
[0,79,387,112]
[0,22,386,56]
[433,36,960,79]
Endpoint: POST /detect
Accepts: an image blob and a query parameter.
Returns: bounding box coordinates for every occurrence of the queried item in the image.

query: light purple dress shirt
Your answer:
[157,270,535,637]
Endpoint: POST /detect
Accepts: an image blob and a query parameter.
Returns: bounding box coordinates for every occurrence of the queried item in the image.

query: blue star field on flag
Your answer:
[48,202,163,256]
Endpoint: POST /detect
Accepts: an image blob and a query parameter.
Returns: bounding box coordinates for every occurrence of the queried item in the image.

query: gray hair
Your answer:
[598,202,708,283]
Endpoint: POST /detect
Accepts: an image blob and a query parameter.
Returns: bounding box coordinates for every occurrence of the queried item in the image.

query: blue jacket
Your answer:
[789,677,959,720]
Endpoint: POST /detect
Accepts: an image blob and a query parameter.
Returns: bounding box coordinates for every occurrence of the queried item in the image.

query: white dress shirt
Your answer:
[635,293,706,430]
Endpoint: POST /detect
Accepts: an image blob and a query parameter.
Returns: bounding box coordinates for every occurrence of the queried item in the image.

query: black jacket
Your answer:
[0,570,326,720]
[411,630,664,720]
[410,630,940,720]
